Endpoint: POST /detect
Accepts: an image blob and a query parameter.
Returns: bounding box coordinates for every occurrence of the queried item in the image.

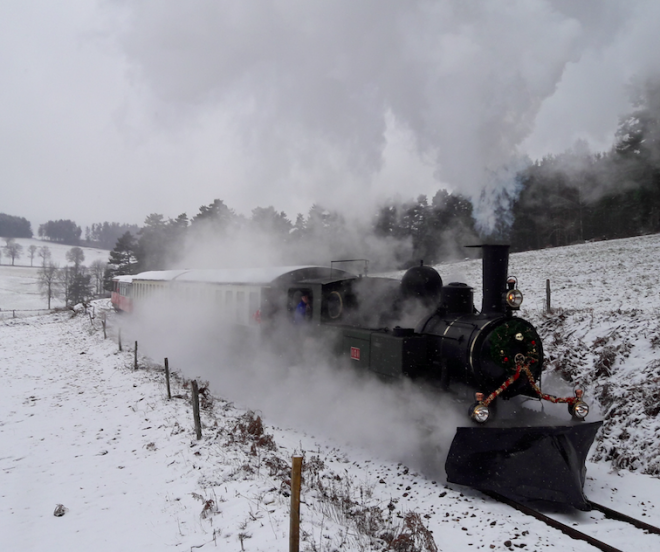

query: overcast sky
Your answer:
[1,0,659,232]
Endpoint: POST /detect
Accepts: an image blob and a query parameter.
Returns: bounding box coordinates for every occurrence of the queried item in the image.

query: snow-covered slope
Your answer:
[2,234,660,551]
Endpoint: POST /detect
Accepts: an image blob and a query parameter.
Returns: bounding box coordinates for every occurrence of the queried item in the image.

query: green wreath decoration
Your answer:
[487,318,540,374]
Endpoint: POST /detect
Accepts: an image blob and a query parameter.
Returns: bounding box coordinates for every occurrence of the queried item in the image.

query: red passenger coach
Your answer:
[111,275,134,313]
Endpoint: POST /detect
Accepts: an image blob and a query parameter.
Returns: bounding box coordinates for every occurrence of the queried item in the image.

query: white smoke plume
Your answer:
[115,0,660,233]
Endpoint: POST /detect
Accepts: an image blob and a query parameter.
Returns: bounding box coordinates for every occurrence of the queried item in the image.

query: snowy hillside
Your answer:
[0,237,109,313]
[2,234,660,551]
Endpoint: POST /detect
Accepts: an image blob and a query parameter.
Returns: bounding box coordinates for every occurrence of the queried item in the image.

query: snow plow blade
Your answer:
[445,421,603,510]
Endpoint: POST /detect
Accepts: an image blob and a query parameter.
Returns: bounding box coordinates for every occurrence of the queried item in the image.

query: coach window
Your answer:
[225,291,233,321]
[249,292,259,325]
[237,291,245,323]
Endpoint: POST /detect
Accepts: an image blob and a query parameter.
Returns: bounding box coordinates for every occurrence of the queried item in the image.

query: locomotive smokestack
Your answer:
[482,244,509,314]
[469,244,510,314]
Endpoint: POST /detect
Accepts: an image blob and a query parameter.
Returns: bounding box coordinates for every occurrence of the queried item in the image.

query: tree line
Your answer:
[509,76,660,250]
[103,77,659,279]
[0,213,32,238]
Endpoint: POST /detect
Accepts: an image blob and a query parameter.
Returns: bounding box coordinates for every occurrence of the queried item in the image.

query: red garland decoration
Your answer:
[481,360,578,407]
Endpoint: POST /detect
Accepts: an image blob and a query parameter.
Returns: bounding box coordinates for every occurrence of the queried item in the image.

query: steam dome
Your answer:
[401,263,442,303]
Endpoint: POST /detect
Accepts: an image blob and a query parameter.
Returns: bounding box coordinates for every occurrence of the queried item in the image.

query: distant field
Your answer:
[0,238,109,313]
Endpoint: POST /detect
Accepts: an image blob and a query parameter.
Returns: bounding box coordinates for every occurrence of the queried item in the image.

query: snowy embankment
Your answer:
[4,303,660,552]
[2,234,660,551]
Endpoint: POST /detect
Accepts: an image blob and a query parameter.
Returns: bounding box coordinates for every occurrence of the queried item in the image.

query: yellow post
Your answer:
[289,456,303,552]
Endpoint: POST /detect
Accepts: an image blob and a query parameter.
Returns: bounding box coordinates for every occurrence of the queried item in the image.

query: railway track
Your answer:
[485,491,660,552]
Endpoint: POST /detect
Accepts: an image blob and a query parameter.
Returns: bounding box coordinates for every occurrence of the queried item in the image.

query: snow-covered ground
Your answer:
[0,237,109,314]
[2,234,660,551]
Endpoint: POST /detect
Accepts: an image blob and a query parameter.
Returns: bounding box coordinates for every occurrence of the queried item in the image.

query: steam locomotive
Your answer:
[112,245,602,508]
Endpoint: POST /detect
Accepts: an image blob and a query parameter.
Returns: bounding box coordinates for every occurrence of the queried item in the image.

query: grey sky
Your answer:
[1,1,658,232]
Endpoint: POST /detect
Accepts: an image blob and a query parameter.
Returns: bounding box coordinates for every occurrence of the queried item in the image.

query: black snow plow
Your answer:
[445,421,603,510]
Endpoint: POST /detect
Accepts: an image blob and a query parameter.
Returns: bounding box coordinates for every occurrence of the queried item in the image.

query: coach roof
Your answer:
[132,266,355,286]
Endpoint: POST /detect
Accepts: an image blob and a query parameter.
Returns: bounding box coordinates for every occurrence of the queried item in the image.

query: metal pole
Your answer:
[546,279,552,313]
[289,456,303,552]
[165,358,172,399]
[191,380,202,440]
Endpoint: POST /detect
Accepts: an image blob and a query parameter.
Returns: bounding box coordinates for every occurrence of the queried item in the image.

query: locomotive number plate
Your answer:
[350,347,360,361]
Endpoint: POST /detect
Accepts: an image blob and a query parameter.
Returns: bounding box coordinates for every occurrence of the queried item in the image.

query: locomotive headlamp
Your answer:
[470,403,490,423]
[505,289,524,308]
[569,389,589,420]
[469,394,491,423]
[569,400,590,420]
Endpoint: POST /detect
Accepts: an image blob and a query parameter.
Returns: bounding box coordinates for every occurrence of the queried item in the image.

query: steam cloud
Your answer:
[117,0,660,232]
[126,300,464,476]
[109,1,656,470]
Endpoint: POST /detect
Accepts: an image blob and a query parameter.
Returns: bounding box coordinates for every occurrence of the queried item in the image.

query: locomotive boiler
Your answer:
[326,245,584,420]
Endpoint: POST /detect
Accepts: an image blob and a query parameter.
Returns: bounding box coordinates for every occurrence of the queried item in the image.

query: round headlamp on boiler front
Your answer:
[469,392,491,423]
[469,403,490,423]
[569,400,590,420]
[505,289,524,308]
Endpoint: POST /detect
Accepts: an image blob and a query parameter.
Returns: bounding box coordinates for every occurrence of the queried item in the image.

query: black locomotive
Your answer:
[273,244,601,508]
[123,244,602,508]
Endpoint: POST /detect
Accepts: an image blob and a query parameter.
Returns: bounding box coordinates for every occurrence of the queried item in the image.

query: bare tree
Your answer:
[90,259,107,296]
[59,266,71,306]
[38,246,51,267]
[28,244,38,266]
[38,262,60,309]
[4,238,23,266]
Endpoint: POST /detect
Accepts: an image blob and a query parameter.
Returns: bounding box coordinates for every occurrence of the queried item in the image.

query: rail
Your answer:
[484,490,660,552]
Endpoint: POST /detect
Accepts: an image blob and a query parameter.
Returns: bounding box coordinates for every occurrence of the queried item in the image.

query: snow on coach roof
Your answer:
[133,270,189,282]
[132,266,355,286]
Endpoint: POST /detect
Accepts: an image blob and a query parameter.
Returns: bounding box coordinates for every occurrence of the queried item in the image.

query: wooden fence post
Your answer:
[289,456,303,552]
[134,341,138,370]
[102,313,107,339]
[191,380,202,440]
[118,328,122,352]
[545,279,552,314]
[165,358,172,399]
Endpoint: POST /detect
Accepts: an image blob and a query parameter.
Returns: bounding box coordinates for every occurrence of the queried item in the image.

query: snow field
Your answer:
[0,238,110,315]
[3,233,660,550]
